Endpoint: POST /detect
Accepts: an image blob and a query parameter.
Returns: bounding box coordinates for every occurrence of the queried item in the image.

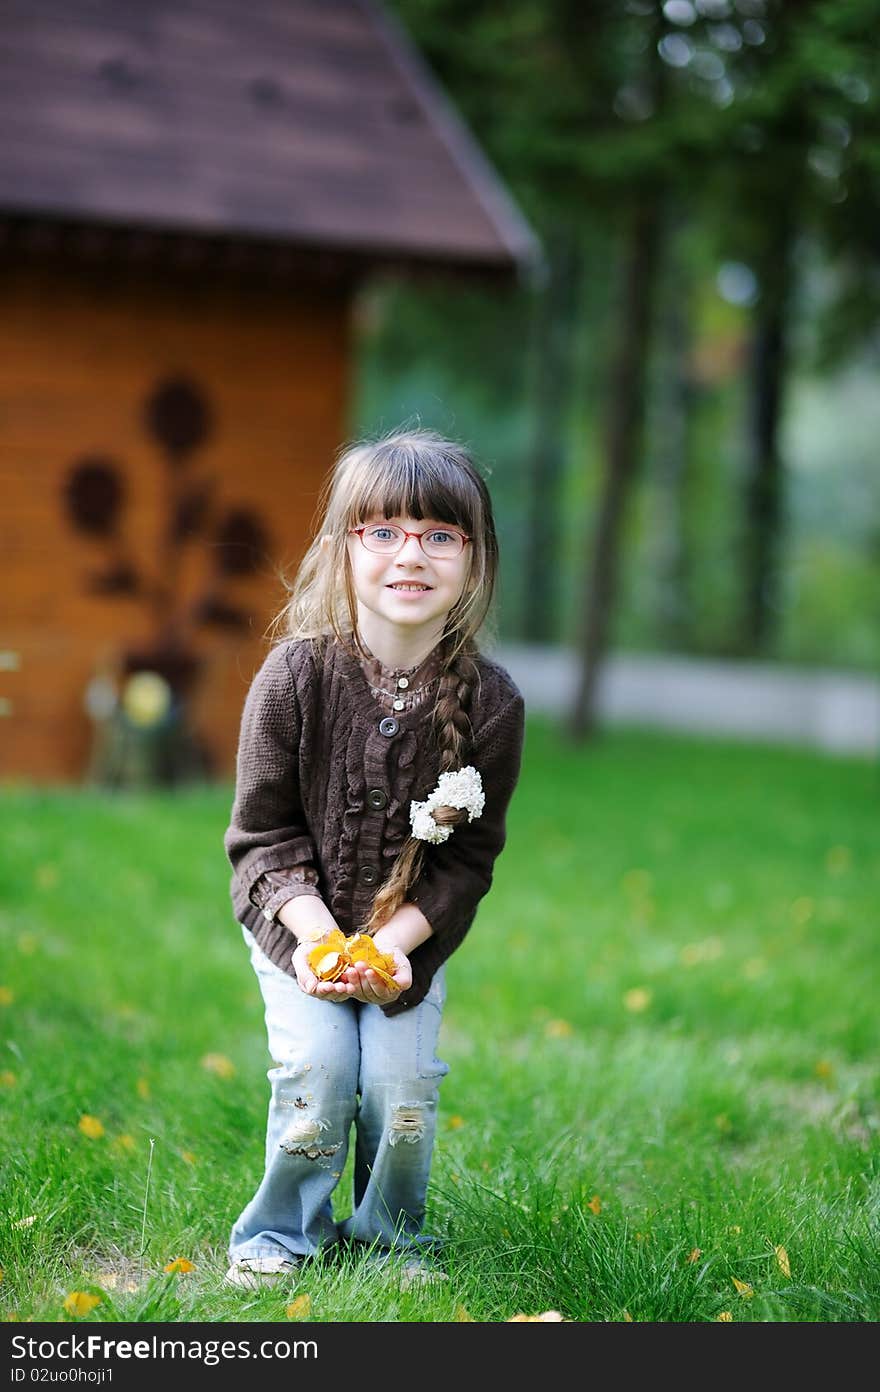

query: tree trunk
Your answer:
[522,227,581,641]
[652,223,697,650]
[569,197,663,739]
[741,213,794,653]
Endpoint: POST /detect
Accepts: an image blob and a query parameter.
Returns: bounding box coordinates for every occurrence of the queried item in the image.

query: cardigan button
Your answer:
[359,863,380,886]
[378,716,399,737]
[367,787,388,810]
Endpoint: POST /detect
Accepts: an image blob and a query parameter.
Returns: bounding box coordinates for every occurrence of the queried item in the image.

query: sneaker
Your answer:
[224,1256,301,1289]
[399,1257,448,1291]
[358,1247,447,1289]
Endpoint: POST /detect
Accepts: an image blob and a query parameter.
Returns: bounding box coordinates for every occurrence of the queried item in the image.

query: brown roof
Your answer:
[0,0,540,277]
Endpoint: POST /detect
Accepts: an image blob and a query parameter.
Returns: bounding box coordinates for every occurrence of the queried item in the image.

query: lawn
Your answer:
[0,718,877,1323]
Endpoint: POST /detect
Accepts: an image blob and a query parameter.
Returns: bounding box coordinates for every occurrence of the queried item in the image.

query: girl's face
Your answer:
[345,514,471,650]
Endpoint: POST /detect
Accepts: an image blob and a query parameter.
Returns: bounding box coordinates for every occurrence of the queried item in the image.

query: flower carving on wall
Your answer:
[61,374,271,691]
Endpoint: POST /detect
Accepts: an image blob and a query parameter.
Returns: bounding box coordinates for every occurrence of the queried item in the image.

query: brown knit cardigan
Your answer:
[224,635,525,1014]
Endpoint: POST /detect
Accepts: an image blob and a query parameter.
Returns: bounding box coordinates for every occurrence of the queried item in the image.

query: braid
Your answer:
[362,639,480,933]
[431,646,477,772]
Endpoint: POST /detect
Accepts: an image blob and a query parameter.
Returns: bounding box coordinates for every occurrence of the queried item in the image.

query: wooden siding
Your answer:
[0,261,349,783]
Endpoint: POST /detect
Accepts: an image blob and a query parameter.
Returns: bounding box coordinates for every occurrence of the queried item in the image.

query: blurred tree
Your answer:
[384,0,880,708]
[699,0,880,653]
[391,0,726,732]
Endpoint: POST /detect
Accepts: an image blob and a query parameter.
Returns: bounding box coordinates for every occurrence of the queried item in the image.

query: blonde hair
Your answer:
[268,428,500,932]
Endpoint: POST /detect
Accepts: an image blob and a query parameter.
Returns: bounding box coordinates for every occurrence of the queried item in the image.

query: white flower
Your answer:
[409,766,485,844]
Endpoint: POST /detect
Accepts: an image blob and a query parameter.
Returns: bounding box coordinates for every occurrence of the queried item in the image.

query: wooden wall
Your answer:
[0,260,351,783]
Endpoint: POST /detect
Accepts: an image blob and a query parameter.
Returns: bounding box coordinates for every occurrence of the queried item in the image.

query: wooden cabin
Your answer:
[0,0,538,783]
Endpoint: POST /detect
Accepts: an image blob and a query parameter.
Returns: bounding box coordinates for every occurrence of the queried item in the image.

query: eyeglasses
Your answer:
[349,524,470,559]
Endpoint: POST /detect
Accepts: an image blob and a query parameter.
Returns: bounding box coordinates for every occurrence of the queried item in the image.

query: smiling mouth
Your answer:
[387,583,432,591]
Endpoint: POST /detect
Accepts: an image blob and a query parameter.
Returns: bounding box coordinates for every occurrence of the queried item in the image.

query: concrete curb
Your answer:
[491,645,880,756]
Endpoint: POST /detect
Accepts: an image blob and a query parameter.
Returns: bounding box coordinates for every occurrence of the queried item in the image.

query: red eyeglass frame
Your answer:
[348,525,471,555]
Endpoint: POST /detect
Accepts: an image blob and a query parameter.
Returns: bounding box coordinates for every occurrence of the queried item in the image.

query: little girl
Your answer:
[223,429,525,1288]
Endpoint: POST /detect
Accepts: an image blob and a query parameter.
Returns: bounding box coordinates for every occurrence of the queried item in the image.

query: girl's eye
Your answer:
[427,530,454,545]
[367,526,397,542]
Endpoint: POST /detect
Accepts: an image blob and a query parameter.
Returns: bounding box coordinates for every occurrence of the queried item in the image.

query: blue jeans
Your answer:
[229,929,449,1262]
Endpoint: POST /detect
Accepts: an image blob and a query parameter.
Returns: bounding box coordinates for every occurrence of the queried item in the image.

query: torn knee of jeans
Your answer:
[388,1102,428,1147]
[279,1115,341,1162]
[280,1115,330,1148]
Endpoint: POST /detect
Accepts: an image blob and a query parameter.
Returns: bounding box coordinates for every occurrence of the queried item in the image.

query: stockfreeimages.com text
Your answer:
[10,1334,317,1367]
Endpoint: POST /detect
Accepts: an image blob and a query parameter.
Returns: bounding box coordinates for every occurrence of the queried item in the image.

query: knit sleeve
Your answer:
[224,643,319,903]
[409,689,525,946]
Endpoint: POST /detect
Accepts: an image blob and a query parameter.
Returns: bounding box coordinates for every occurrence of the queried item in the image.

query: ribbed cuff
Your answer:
[254,883,322,926]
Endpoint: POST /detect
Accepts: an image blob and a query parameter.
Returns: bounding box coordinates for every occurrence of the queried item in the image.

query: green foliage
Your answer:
[363,1,880,665]
[0,722,878,1321]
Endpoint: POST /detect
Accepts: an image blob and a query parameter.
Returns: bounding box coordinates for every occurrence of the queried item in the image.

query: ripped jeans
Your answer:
[228,928,449,1263]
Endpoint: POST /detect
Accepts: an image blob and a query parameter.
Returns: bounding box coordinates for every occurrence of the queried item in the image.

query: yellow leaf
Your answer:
[790,896,814,925]
[201,1053,236,1079]
[285,1294,311,1320]
[446,1115,465,1130]
[454,1305,474,1321]
[825,845,851,875]
[715,1114,732,1133]
[78,1115,105,1140]
[623,988,651,1013]
[0,987,14,1007]
[686,1248,702,1264]
[13,1216,36,1230]
[507,1311,563,1322]
[743,957,767,979]
[545,1018,573,1038]
[622,868,652,895]
[112,1134,136,1153]
[587,1194,601,1215]
[4,1313,20,1321]
[136,1078,151,1100]
[814,1059,833,1080]
[163,1259,194,1274]
[623,1310,633,1322]
[731,1277,753,1298]
[681,936,725,965]
[181,1150,197,1165]
[729,1225,742,1235]
[0,1071,16,1088]
[775,1246,791,1278]
[717,1311,733,1321]
[63,1292,101,1316]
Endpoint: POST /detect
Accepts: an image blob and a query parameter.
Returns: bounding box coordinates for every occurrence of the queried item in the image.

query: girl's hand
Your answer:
[291,937,323,996]
[340,945,412,1006]
[291,931,353,998]
[291,936,412,1007]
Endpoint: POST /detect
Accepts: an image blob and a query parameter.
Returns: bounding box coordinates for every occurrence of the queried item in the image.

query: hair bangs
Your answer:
[343,441,479,535]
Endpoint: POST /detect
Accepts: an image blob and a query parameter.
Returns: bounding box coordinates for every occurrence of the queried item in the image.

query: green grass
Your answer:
[1,719,878,1323]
